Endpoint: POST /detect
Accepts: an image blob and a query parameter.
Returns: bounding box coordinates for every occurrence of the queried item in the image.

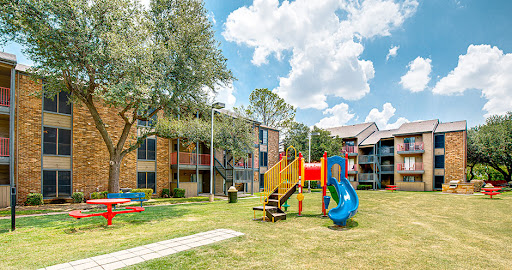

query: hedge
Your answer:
[71,192,84,203]
[173,188,186,198]
[356,185,372,190]
[131,188,153,200]
[26,193,43,205]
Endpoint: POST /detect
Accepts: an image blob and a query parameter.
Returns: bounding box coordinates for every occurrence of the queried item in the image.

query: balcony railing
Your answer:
[359,155,375,163]
[0,87,9,107]
[381,164,394,172]
[171,152,210,166]
[396,162,423,171]
[0,138,8,156]
[359,173,374,181]
[342,145,358,154]
[379,146,394,155]
[397,142,424,152]
[233,158,252,168]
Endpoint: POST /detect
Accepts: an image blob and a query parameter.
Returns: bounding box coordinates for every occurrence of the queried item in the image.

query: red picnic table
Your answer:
[385,185,398,192]
[481,187,502,199]
[69,198,145,225]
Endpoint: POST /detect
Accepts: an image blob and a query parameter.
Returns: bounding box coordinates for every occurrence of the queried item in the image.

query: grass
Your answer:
[0,209,56,217]
[1,191,511,269]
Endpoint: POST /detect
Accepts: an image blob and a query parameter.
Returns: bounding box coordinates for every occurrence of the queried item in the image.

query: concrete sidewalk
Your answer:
[38,229,244,270]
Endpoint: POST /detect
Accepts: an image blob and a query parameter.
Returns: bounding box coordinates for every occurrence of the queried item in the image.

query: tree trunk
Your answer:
[108,155,122,193]
[468,164,476,180]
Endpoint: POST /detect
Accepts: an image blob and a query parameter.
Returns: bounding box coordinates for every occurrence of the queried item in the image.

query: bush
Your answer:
[309,181,319,189]
[470,180,485,192]
[357,185,372,190]
[100,191,108,198]
[173,188,186,198]
[162,188,170,198]
[71,192,84,203]
[131,188,153,200]
[25,193,43,205]
[501,187,511,192]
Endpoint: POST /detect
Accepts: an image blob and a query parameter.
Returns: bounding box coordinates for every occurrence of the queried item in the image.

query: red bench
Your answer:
[481,187,502,199]
[385,185,398,192]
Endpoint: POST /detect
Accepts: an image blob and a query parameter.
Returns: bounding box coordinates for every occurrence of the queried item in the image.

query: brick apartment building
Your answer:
[0,52,279,207]
[326,119,467,191]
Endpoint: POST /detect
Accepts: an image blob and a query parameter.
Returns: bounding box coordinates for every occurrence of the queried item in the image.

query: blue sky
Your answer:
[3,0,512,129]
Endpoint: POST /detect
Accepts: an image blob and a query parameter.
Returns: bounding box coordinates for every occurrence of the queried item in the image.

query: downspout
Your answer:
[9,67,16,231]
[177,113,180,189]
[196,111,199,194]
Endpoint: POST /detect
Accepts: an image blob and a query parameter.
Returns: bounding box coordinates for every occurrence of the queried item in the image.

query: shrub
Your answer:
[357,185,372,190]
[90,192,101,199]
[309,181,319,189]
[470,180,485,192]
[71,192,84,203]
[501,187,511,192]
[131,188,153,200]
[25,193,43,206]
[173,188,186,198]
[162,188,170,198]
[100,191,108,198]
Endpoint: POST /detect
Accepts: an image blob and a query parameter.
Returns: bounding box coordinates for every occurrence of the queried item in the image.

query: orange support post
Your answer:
[322,151,328,217]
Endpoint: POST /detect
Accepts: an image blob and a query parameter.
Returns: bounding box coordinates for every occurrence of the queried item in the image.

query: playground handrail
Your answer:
[277,157,300,206]
[261,158,287,205]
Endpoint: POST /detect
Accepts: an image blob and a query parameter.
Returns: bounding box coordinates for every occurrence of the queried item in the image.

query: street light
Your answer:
[209,102,225,202]
[308,131,320,192]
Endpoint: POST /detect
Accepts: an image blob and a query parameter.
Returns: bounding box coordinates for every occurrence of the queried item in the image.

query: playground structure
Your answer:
[253,146,359,226]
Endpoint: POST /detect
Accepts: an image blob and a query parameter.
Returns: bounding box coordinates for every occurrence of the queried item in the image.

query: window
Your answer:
[345,141,355,146]
[259,129,268,145]
[348,158,355,171]
[404,137,415,144]
[435,134,445,148]
[137,138,156,160]
[43,170,71,197]
[137,172,156,193]
[44,91,71,114]
[435,155,445,168]
[403,176,415,182]
[173,173,178,180]
[435,176,444,189]
[43,127,71,156]
[259,174,265,188]
[348,175,355,181]
[404,156,415,170]
[259,151,268,167]
[137,109,157,127]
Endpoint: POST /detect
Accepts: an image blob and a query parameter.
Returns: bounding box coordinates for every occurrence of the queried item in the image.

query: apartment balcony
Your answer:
[0,137,9,164]
[348,164,358,174]
[359,173,375,181]
[233,158,252,169]
[379,146,394,156]
[0,87,10,114]
[358,155,375,164]
[380,164,394,174]
[171,152,210,169]
[396,142,424,154]
[342,145,358,156]
[396,163,424,174]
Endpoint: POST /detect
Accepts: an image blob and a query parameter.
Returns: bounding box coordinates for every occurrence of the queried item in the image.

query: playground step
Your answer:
[266,208,287,222]
[252,206,277,211]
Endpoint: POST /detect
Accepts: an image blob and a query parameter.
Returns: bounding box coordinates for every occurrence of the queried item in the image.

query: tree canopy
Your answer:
[238,88,295,129]
[467,112,512,182]
[282,122,343,162]
[0,0,233,192]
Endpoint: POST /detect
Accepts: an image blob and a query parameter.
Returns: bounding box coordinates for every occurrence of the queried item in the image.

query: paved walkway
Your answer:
[38,229,244,270]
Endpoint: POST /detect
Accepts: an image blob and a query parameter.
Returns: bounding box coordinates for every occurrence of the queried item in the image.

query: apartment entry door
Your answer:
[191,174,203,193]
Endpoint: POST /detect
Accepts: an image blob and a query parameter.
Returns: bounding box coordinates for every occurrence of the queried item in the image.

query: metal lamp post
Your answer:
[209,102,225,202]
[308,131,320,192]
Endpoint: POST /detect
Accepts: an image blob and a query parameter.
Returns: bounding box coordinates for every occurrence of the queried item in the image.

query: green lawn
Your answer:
[1,191,511,269]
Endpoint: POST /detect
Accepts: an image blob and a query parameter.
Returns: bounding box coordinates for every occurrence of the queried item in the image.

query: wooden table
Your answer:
[481,187,502,199]
[69,198,144,225]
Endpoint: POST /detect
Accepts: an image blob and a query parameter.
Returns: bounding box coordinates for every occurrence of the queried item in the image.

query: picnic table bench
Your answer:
[385,185,398,192]
[107,192,147,207]
[69,199,145,225]
[481,187,502,199]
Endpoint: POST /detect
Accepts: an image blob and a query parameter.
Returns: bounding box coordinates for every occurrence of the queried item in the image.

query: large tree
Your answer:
[469,112,512,182]
[0,0,233,192]
[238,88,295,129]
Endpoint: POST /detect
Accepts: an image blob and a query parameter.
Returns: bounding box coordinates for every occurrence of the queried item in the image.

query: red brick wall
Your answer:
[267,129,279,169]
[15,74,43,202]
[445,131,466,182]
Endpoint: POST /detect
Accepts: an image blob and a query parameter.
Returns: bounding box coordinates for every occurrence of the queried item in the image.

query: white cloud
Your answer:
[206,83,237,109]
[223,0,418,110]
[432,44,512,117]
[364,102,409,129]
[315,103,355,128]
[400,56,432,92]
[386,45,399,60]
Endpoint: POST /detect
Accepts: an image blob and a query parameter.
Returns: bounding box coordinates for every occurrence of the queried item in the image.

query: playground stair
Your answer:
[253,184,297,222]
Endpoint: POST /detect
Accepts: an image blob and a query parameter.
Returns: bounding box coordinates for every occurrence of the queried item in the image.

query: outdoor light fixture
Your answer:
[209,102,225,202]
